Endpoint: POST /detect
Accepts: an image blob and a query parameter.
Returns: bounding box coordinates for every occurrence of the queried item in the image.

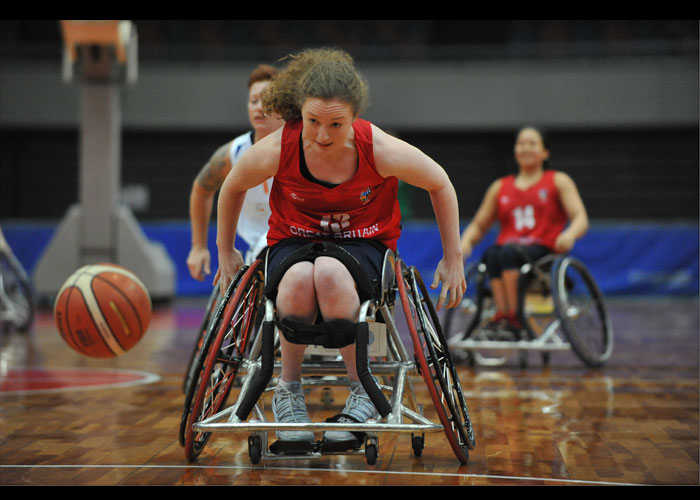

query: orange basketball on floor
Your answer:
[54,263,152,358]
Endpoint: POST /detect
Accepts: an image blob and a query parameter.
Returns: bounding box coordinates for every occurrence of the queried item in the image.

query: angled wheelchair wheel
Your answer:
[179,264,252,448]
[182,285,226,394]
[551,256,613,368]
[442,262,485,341]
[178,267,247,447]
[396,260,476,464]
[182,260,264,461]
[0,249,34,333]
[516,255,557,341]
[514,255,558,366]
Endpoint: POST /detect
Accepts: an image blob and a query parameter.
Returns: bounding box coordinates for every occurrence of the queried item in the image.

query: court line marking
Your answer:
[0,367,161,395]
[0,464,651,486]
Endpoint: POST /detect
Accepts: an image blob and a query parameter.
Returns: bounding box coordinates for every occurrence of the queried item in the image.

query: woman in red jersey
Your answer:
[215,48,465,446]
[460,126,589,337]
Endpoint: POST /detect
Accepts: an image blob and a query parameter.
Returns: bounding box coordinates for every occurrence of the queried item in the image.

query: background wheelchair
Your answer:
[179,249,475,465]
[0,229,34,337]
[443,246,613,369]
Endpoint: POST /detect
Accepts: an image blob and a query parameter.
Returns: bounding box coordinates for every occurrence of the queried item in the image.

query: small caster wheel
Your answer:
[518,351,528,369]
[465,351,476,367]
[364,436,378,465]
[365,443,378,465]
[411,434,424,457]
[321,387,334,406]
[248,435,262,464]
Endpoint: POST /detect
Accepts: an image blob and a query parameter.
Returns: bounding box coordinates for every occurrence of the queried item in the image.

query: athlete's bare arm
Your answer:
[187,141,233,281]
[215,130,281,292]
[371,125,465,310]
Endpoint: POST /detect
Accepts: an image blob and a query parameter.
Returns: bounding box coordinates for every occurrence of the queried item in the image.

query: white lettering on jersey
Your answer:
[288,215,379,240]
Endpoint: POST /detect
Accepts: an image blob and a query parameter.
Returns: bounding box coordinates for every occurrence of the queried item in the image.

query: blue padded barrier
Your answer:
[2,220,697,297]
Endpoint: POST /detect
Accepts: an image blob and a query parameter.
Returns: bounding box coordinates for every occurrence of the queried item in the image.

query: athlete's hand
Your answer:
[431,257,467,311]
[186,246,211,281]
[554,232,576,253]
[215,249,245,296]
[461,241,473,262]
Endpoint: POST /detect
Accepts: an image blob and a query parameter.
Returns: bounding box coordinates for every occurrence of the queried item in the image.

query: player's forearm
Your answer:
[460,223,485,251]
[189,183,215,248]
[215,186,246,254]
[565,212,589,241]
[429,183,463,263]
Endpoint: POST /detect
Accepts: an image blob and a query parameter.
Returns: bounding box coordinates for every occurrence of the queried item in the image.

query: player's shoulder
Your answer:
[551,170,574,187]
[238,128,282,172]
[490,177,506,191]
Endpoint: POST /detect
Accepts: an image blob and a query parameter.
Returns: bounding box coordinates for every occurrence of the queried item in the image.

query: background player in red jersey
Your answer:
[215,48,465,447]
[460,126,589,337]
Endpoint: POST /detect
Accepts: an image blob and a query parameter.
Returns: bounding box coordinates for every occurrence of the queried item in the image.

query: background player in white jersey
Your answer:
[186,64,284,281]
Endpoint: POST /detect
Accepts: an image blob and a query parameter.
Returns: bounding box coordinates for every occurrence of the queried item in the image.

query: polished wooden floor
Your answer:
[1,296,698,486]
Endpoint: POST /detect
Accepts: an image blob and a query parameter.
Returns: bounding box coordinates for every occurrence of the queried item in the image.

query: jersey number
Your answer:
[321,214,350,233]
[513,205,535,231]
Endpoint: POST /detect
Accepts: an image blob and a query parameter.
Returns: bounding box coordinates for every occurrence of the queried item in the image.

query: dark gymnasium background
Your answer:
[1,20,697,299]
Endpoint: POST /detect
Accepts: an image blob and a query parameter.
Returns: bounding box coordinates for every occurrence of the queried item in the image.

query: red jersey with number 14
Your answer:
[496,170,567,250]
[266,119,402,251]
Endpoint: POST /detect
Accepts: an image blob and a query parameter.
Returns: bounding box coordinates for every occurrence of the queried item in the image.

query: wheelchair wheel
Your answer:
[0,249,34,333]
[183,260,264,461]
[516,255,557,343]
[179,264,252,448]
[442,262,484,341]
[397,261,476,464]
[551,256,613,368]
[182,285,225,394]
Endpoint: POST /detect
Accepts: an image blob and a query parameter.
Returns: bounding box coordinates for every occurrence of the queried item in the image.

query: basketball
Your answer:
[54,263,152,358]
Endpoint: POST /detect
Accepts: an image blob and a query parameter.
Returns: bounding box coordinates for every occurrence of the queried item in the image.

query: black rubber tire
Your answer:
[551,256,613,368]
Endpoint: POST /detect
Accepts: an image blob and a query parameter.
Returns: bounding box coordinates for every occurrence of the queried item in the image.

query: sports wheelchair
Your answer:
[179,246,475,465]
[444,246,613,369]
[0,230,34,336]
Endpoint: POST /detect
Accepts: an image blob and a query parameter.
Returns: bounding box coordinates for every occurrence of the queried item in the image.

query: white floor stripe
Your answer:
[0,464,651,486]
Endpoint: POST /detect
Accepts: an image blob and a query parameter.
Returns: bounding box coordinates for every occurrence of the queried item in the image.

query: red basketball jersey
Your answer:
[496,170,568,250]
[266,119,402,251]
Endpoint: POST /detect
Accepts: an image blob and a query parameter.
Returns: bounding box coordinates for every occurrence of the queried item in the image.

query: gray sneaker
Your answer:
[272,380,315,442]
[324,381,379,442]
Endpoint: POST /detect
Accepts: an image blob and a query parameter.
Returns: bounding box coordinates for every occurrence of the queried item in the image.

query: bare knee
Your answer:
[276,262,317,321]
[313,257,359,320]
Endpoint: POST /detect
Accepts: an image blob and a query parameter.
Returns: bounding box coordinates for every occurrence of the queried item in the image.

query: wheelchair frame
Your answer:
[180,251,475,465]
[445,251,613,369]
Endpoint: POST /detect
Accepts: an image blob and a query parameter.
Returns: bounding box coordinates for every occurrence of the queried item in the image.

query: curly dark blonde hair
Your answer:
[261,48,369,122]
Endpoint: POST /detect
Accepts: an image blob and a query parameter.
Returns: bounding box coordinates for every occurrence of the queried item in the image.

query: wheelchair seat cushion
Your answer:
[263,239,386,302]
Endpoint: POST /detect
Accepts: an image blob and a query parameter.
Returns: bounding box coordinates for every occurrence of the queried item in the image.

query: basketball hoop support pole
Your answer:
[33,21,175,302]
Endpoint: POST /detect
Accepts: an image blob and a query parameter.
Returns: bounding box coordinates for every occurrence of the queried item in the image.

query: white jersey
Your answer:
[229,131,271,263]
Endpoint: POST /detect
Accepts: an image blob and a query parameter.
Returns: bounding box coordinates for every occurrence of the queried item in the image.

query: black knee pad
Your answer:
[276,316,357,349]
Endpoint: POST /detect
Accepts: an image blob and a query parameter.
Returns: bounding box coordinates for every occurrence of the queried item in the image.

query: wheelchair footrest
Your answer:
[269,440,317,455]
[320,439,362,453]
